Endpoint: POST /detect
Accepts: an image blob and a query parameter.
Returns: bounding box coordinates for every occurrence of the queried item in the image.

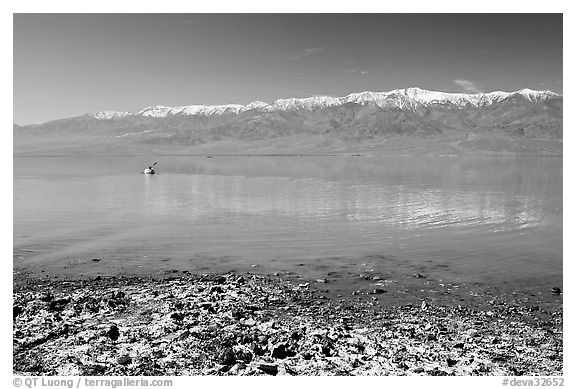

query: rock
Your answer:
[49,298,70,312]
[117,356,132,366]
[373,276,383,281]
[82,364,107,375]
[170,312,185,321]
[454,342,465,349]
[107,324,120,341]
[316,279,328,284]
[413,367,425,373]
[91,258,101,262]
[13,305,23,318]
[227,363,242,375]
[251,343,266,356]
[371,288,387,294]
[428,368,448,376]
[321,342,333,357]
[200,302,216,314]
[413,273,425,279]
[271,343,295,359]
[40,293,53,302]
[447,357,458,367]
[551,287,561,295]
[217,347,236,366]
[202,274,226,284]
[234,346,253,363]
[492,354,512,363]
[427,333,437,341]
[258,362,278,375]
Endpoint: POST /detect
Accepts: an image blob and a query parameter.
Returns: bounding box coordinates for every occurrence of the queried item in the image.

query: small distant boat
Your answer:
[142,162,158,175]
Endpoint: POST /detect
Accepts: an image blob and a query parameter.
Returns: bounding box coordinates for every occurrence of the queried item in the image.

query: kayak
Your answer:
[143,168,155,175]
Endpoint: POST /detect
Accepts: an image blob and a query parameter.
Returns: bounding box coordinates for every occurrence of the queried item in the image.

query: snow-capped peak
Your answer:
[90,88,560,120]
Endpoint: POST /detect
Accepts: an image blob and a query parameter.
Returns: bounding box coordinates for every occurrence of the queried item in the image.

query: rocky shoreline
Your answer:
[13,272,562,376]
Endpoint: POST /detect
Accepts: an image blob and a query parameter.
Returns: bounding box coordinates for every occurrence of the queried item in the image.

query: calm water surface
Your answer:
[13,156,562,287]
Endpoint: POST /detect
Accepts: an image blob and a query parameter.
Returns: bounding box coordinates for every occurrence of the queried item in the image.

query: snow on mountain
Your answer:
[89,111,133,120]
[90,88,560,120]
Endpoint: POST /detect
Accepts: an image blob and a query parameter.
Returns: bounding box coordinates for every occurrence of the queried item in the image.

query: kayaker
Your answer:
[143,165,156,174]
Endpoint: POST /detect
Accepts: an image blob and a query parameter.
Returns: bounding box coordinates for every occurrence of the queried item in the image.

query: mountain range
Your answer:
[14,87,563,156]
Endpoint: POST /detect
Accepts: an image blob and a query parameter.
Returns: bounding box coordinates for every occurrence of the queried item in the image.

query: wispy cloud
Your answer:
[288,47,325,60]
[453,79,483,93]
[343,68,368,75]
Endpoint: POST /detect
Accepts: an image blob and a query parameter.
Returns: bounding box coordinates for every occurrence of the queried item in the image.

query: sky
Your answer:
[13,13,563,125]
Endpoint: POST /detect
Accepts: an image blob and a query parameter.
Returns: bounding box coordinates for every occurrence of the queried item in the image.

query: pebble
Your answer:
[271,343,293,359]
[371,288,387,294]
[107,324,120,341]
[117,356,131,366]
[170,312,185,321]
[258,362,278,375]
[13,305,23,318]
[217,347,236,365]
[551,287,561,295]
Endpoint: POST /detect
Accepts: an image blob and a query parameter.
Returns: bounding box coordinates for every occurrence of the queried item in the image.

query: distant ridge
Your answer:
[14,86,563,156]
[88,87,561,121]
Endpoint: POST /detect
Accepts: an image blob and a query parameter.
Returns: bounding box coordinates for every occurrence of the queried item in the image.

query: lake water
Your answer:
[13,155,562,288]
